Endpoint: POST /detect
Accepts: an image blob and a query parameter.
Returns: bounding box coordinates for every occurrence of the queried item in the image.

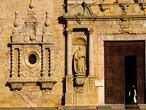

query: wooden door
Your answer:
[104,41,145,104]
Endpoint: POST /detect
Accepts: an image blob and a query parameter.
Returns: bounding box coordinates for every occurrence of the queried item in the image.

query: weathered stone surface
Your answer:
[1,0,146,108]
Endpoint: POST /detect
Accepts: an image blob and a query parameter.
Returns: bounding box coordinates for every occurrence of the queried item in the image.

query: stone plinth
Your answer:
[65,76,98,106]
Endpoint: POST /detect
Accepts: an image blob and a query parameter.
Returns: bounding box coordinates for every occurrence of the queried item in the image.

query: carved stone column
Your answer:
[88,28,94,76]
[12,47,18,78]
[66,28,73,76]
[65,28,74,106]
[42,47,47,78]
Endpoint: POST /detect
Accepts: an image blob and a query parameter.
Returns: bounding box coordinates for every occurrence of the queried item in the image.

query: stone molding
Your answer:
[63,1,146,35]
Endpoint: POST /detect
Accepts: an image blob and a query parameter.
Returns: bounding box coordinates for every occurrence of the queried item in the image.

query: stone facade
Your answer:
[1,0,146,109]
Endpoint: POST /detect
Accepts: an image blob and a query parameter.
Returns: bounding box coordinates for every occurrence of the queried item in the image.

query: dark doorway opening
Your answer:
[125,56,137,104]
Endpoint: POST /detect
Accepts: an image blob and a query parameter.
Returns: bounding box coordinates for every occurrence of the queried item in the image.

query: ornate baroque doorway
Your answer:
[104,41,145,104]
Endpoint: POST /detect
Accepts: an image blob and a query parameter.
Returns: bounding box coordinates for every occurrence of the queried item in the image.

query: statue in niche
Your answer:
[73,47,87,76]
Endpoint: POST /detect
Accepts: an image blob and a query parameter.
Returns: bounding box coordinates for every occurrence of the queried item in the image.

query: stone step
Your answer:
[97,104,141,110]
[0,105,146,110]
[125,104,139,109]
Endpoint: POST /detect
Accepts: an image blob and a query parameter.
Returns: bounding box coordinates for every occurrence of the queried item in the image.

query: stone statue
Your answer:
[73,47,87,76]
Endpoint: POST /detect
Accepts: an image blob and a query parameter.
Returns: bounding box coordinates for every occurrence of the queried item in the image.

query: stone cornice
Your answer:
[63,15,146,21]
[8,42,54,45]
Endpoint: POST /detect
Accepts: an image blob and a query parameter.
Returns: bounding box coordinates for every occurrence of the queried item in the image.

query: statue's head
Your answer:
[78,47,82,51]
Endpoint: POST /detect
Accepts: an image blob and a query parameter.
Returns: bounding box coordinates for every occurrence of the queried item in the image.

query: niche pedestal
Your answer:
[65,76,98,106]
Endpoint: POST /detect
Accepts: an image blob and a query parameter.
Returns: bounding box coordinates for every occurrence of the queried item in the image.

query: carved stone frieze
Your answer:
[93,19,146,35]
[64,0,146,20]
[63,0,146,35]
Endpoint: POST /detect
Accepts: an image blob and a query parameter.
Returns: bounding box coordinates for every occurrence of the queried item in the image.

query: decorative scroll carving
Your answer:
[64,1,96,24]
[69,1,96,17]
[81,2,96,17]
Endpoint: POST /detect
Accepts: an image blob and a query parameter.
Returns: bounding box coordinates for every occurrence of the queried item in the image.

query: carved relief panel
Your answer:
[7,0,58,91]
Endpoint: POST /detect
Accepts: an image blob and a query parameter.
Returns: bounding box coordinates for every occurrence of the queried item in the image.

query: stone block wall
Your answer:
[0,0,65,107]
[1,0,146,108]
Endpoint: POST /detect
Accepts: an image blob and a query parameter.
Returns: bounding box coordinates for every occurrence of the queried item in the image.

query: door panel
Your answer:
[104,41,145,104]
[137,55,145,104]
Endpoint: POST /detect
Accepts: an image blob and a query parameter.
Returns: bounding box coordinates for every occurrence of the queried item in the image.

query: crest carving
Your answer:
[64,1,96,24]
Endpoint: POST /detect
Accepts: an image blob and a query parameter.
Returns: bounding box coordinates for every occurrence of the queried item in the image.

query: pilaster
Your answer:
[66,28,73,76]
[88,28,94,76]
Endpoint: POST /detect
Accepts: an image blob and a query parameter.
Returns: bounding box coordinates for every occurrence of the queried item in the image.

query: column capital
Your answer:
[88,28,94,34]
[66,27,73,34]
